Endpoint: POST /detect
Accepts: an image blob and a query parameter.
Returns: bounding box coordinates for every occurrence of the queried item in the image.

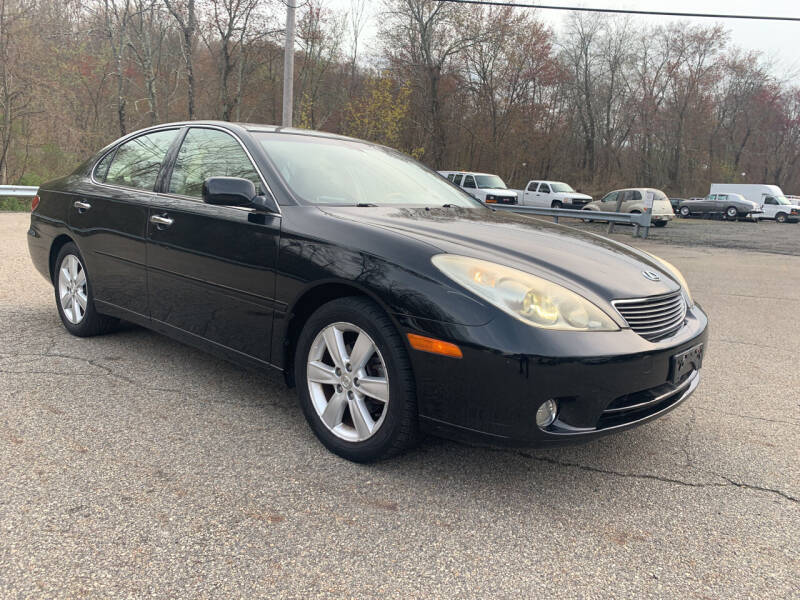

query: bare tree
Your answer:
[163,0,197,119]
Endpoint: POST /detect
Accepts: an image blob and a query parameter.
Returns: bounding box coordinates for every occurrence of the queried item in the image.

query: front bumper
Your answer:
[398,303,708,446]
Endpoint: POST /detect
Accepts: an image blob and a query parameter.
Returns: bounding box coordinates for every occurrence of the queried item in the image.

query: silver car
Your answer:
[582,187,675,227]
[678,193,762,220]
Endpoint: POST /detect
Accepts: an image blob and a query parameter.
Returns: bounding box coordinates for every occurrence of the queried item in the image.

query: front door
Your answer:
[146,127,281,364]
[69,128,179,317]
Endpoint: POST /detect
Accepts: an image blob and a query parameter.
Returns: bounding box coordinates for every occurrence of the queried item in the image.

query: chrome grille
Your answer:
[613,291,687,341]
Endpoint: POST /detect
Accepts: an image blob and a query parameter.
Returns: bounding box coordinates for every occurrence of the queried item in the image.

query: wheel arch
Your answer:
[48,234,77,283]
[280,280,399,388]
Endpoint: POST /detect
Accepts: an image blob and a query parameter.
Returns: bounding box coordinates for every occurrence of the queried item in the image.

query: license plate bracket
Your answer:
[670,343,704,385]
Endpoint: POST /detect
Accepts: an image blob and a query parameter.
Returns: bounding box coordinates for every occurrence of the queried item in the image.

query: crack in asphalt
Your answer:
[485,449,800,505]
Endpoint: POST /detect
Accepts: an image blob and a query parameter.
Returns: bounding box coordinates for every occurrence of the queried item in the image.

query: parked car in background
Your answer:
[678,193,761,220]
[708,183,798,222]
[669,198,686,212]
[438,171,518,205]
[520,180,592,209]
[582,188,674,227]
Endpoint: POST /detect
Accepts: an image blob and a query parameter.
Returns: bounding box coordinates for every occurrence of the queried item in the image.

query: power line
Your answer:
[437,0,800,22]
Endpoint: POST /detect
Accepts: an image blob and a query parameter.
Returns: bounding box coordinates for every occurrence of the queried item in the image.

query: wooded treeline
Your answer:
[2,0,799,196]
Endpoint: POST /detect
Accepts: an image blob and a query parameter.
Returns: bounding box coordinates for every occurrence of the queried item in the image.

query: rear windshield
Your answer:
[256,134,481,208]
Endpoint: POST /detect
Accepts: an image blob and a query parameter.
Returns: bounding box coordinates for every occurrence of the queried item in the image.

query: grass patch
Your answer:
[0,197,32,211]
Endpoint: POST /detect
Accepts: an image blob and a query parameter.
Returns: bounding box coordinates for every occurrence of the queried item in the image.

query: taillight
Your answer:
[31,195,40,211]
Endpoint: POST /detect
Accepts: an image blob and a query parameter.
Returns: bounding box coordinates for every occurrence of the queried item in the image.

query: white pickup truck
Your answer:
[438,171,518,205]
[520,180,592,209]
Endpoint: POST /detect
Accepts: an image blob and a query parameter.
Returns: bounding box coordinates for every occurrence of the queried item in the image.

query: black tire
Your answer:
[53,243,119,337]
[294,296,420,462]
[654,221,667,228]
[776,212,787,223]
[680,206,690,217]
[725,206,738,219]
[551,200,562,209]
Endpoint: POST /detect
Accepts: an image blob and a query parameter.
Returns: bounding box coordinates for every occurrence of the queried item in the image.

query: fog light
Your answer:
[536,399,558,428]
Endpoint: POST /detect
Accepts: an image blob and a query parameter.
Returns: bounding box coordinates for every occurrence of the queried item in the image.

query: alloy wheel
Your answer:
[58,254,87,324]
[306,322,390,442]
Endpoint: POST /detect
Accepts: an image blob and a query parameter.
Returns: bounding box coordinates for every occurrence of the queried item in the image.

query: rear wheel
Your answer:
[725,206,738,219]
[776,212,787,223]
[54,243,118,337]
[294,297,420,462]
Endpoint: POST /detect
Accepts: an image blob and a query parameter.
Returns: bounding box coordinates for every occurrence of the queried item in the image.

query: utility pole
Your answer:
[282,1,296,127]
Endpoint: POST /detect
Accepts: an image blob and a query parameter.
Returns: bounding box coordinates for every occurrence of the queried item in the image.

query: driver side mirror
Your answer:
[202,176,279,214]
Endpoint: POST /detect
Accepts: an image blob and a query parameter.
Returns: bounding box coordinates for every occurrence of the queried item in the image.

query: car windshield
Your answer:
[550,182,575,193]
[774,196,791,205]
[256,134,482,208]
[474,174,507,189]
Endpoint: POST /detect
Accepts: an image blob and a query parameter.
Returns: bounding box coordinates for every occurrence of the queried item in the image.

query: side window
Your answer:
[93,150,115,182]
[631,190,642,201]
[463,175,476,189]
[169,128,261,199]
[538,183,551,193]
[601,192,618,203]
[765,197,776,205]
[453,174,463,186]
[709,195,716,200]
[527,181,539,191]
[446,174,455,182]
[105,129,178,190]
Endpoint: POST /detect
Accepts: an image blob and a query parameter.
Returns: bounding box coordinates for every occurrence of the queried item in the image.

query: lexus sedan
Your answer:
[27,122,708,462]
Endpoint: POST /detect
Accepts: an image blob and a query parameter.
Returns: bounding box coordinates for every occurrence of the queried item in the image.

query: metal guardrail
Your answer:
[0,185,39,197]
[487,203,654,238]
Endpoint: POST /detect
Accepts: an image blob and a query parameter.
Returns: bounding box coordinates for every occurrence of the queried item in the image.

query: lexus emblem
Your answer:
[642,270,661,282]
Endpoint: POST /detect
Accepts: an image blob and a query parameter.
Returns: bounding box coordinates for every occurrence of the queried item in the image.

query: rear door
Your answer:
[146,126,281,363]
[522,181,540,206]
[69,128,179,318]
[537,182,554,206]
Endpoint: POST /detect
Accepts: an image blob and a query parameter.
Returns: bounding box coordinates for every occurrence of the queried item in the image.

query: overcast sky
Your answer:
[323,0,800,77]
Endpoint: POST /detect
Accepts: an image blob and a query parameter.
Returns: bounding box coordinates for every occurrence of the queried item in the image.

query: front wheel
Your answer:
[551,200,562,209]
[294,297,420,462]
[654,221,668,228]
[54,243,118,337]
[680,206,690,217]
[776,212,787,223]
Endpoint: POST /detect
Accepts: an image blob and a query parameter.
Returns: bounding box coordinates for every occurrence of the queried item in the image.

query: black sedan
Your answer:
[27,122,708,462]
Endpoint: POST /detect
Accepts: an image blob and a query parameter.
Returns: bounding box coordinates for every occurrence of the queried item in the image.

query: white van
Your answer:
[709,183,800,223]
[438,171,518,205]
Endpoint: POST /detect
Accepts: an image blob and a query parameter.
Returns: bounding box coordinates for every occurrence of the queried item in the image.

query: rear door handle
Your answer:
[150,214,174,228]
[73,200,91,211]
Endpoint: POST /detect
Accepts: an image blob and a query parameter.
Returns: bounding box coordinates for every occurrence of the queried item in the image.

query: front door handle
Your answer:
[73,200,91,211]
[150,214,174,228]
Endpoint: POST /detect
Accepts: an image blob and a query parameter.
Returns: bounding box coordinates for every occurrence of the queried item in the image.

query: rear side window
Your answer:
[463,175,476,189]
[105,129,178,191]
[453,174,463,185]
[93,151,114,182]
[538,183,550,193]
[169,128,261,199]
[446,174,455,182]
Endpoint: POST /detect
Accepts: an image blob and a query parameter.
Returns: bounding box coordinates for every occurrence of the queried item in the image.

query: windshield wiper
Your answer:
[442,203,457,208]
[355,203,378,207]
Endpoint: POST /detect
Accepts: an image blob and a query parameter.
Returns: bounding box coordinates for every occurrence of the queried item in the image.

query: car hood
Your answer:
[480,188,517,196]
[555,192,592,201]
[318,206,681,304]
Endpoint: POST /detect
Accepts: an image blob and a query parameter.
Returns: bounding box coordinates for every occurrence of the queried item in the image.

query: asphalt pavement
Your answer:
[1,213,798,598]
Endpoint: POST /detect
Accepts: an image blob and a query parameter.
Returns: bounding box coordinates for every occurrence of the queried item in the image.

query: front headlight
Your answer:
[431,255,619,331]
[642,251,694,307]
